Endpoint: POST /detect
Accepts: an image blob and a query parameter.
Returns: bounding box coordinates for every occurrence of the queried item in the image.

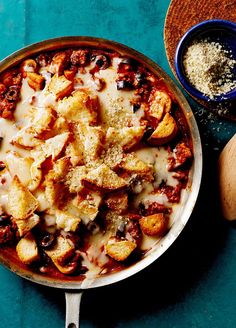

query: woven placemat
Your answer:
[164,0,236,120]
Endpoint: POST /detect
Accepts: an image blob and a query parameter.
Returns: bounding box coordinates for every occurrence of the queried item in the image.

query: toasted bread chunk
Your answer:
[20,59,37,75]
[50,261,78,275]
[16,232,39,264]
[65,166,87,193]
[148,113,178,145]
[48,74,73,99]
[42,132,70,160]
[44,177,59,206]
[44,157,71,206]
[57,90,98,124]
[53,157,71,177]
[45,236,74,266]
[11,128,43,149]
[44,179,61,206]
[28,161,43,191]
[105,212,126,234]
[45,236,76,274]
[147,90,171,122]
[15,213,40,237]
[28,148,46,191]
[45,156,71,180]
[120,153,154,181]
[27,107,56,137]
[44,182,64,206]
[139,213,167,236]
[7,176,39,219]
[30,148,46,165]
[60,201,84,221]
[5,153,33,187]
[71,191,102,224]
[78,123,104,163]
[65,137,84,166]
[49,52,69,75]
[82,164,127,192]
[27,72,45,91]
[55,210,81,232]
[102,145,124,170]
[104,191,128,214]
[53,116,70,134]
[106,126,145,151]
[105,238,136,261]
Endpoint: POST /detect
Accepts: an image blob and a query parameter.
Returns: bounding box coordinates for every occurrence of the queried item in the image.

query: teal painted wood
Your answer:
[0,1,236,327]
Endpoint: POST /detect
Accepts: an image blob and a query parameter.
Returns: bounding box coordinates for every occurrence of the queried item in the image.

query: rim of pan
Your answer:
[0,36,203,290]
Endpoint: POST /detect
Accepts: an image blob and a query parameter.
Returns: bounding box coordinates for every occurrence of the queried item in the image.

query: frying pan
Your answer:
[0,37,202,328]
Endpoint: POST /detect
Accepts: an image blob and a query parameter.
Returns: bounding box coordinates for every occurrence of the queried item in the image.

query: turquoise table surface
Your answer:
[1,1,236,328]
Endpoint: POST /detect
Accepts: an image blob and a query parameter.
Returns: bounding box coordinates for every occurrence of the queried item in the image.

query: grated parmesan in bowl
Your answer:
[175,19,236,102]
[183,40,236,100]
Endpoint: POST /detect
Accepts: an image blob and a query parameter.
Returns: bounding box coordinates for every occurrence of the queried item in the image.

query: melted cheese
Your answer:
[0,52,189,279]
[136,147,178,187]
[74,58,139,129]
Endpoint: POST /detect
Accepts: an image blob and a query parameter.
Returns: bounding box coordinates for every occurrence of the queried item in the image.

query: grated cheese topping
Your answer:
[183,39,236,99]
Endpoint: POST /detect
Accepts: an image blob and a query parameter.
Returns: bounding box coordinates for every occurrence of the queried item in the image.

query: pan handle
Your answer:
[65,291,83,328]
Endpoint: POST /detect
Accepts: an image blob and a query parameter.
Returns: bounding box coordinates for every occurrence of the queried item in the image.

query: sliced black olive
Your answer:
[0,215,10,226]
[39,250,51,264]
[79,265,88,274]
[116,80,133,90]
[95,55,110,70]
[5,86,20,102]
[134,72,146,86]
[96,58,104,67]
[0,161,6,171]
[138,202,146,216]
[132,103,140,113]
[40,233,55,249]
[87,221,100,234]
[143,126,154,141]
[120,57,137,67]
[36,53,51,67]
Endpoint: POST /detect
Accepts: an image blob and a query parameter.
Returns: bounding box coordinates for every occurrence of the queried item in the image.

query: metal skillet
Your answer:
[0,37,202,328]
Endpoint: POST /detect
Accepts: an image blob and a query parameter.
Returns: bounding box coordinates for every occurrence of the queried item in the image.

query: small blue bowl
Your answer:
[175,19,236,102]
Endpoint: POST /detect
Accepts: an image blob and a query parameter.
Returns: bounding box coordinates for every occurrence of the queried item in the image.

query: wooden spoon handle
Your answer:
[218,133,236,220]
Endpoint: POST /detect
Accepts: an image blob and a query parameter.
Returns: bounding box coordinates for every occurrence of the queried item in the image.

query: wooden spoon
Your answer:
[218,133,236,220]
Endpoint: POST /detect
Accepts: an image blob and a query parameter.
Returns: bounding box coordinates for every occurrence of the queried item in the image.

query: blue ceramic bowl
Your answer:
[175,19,236,102]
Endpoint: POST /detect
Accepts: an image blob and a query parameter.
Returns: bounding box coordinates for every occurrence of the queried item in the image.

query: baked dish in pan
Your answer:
[0,46,193,280]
